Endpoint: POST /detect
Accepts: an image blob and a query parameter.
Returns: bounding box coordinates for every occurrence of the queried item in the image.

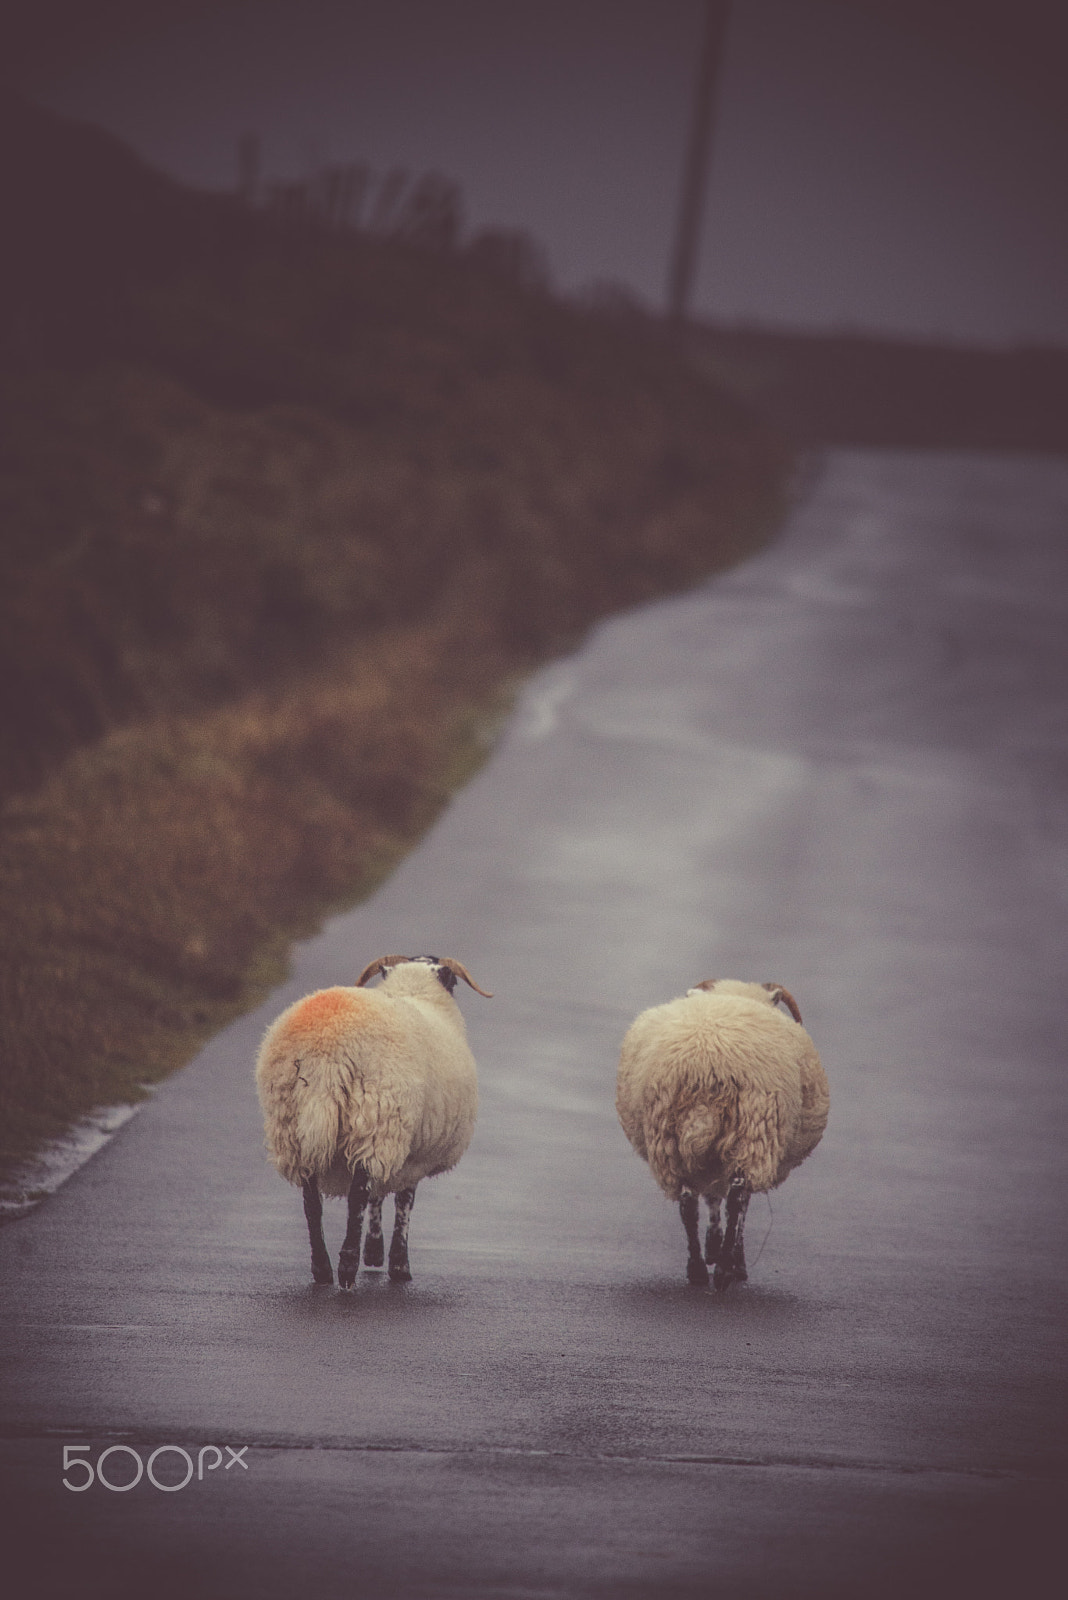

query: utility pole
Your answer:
[666,0,731,338]
[237,132,261,207]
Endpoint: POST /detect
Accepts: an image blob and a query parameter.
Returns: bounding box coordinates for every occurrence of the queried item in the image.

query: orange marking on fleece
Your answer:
[283,987,368,1044]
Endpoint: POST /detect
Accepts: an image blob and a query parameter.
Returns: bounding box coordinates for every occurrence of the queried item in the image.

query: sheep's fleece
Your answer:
[255,965,478,1198]
[616,979,829,1200]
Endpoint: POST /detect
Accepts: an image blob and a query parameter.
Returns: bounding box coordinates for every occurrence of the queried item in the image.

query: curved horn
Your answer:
[438,957,493,998]
[763,982,803,1024]
[354,955,410,987]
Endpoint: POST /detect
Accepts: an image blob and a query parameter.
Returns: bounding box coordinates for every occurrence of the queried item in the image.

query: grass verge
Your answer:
[0,95,792,1172]
[0,625,520,1163]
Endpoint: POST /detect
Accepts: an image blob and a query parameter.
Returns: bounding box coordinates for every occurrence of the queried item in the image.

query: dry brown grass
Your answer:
[0,343,786,1167]
[0,124,791,1169]
[0,624,515,1160]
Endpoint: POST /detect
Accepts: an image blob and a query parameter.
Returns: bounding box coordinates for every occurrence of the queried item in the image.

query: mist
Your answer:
[5,0,1067,346]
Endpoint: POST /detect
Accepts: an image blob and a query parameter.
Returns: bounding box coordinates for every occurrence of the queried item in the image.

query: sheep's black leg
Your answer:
[363,1198,385,1267]
[337,1167,370,1290]
[679,1190,709,1286]
[388,1187,417,1283]
[703,1197,724,1266]
[302,1177,333,1285]
[714,1177,751,1292]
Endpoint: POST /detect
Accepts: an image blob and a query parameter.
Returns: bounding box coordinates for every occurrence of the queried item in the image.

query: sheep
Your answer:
[255,954,492,1288]
[616,978,829,1291]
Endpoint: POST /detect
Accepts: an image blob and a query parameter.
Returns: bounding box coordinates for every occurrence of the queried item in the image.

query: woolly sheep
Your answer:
[255,953,492,1288]
[616,978,829,1290]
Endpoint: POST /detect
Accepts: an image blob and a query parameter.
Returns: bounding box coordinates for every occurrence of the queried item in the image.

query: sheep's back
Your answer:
[782,1044,830,1178]
[617,994,825,1197]
[377,997,478,1191]
[255,986,477,1194]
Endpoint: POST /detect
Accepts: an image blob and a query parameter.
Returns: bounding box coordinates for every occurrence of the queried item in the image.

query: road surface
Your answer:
[1,449,1065,1598]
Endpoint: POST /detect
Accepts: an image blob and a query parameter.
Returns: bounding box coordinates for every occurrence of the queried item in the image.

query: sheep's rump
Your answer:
[617,994,829,1200]
[255,986,478,1196]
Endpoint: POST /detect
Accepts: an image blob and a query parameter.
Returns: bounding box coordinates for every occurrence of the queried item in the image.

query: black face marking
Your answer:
[410,954,457,993]
[385,954,457,992]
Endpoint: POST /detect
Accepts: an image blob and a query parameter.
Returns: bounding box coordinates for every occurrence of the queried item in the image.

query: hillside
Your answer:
[0,95,790,1174]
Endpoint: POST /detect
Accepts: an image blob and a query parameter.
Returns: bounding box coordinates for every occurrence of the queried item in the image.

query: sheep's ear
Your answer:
[692,978,717,992]
[763,983,803,1024]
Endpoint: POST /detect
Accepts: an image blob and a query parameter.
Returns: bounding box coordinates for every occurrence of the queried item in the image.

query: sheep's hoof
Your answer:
[686,1258,710,1288]
[311,1263,334,1286]
[363,1235,385,1268]
[337,1247,360,1290]
[713,1263,747,1293]
[388,1261,412,1284]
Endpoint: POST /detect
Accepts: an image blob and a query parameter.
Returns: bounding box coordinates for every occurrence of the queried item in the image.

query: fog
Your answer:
[6,0,1067,345]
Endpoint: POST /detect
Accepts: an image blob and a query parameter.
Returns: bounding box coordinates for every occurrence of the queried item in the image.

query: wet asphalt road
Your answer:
[1,449,1066,1599]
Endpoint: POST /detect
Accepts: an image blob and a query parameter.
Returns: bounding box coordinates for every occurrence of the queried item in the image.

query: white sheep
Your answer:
[255,953,492,1287]
[616,978,829,1290]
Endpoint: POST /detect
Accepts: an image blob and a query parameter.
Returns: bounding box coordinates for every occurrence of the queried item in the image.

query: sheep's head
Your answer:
[354,954,493,997]
[689,977,803,1024]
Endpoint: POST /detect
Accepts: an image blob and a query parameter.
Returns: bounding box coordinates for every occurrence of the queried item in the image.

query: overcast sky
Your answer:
[5,0,1067,346]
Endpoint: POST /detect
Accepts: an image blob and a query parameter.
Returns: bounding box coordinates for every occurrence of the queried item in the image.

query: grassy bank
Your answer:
[0,626,515,1165]
[0,96,790,1172]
